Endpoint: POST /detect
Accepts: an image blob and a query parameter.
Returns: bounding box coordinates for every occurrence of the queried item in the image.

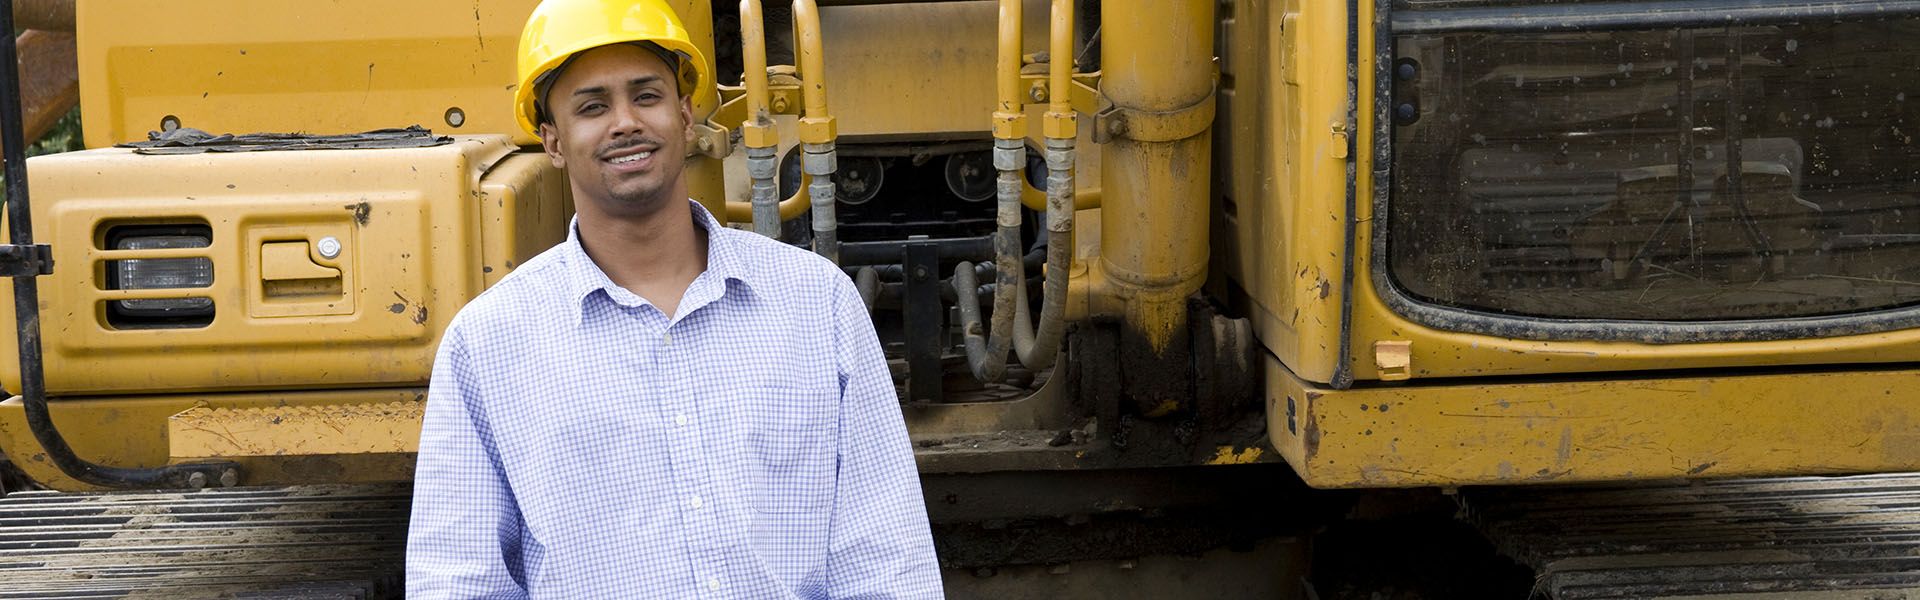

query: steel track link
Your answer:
[0,484,409,599]
[1464,473,1920,599]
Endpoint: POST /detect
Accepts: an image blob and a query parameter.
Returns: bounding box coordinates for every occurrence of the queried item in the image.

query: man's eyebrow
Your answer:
[568,76,664,99]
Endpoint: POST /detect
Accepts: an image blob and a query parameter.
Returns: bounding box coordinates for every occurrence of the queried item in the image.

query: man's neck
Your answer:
[575,197,709,319]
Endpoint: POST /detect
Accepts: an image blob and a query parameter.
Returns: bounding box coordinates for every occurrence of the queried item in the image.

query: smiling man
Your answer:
[404,1,942,597]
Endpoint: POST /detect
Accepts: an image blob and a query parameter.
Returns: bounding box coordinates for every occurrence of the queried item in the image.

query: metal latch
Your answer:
[1374,340,1412,381]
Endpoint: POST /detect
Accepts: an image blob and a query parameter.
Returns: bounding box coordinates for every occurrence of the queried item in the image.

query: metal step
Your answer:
[1464,473,1920,599]
[0,484,408,600]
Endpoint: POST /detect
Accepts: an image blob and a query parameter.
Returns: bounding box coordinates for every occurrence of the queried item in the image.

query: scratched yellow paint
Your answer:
[0,390,424,491]
[1265,353,1920,489]
[1207,446,1266,465]
[170,401,425,459]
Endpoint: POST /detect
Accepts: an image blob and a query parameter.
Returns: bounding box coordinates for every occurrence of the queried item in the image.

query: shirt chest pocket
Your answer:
[743,383,839,514]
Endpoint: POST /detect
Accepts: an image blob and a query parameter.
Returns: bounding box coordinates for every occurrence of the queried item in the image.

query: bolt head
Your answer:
[187,472,208,489]
[220,468,239,488]
[316,236,342,259]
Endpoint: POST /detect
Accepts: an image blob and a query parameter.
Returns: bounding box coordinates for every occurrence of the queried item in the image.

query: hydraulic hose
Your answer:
[951,0,1030,383]
[740,0,783,239]
[854,266,879,313]
[954,0,1079,379]
[793,0,840,262]
[1011,0,1077,371]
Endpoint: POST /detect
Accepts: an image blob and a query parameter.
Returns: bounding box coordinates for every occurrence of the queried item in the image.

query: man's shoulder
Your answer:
[446,243,574,337]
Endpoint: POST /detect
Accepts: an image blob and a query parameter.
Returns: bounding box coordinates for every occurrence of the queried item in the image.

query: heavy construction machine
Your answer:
[2,0,1920,597]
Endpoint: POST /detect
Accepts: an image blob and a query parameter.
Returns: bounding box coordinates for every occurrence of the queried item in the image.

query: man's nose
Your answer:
[609,101,645,138]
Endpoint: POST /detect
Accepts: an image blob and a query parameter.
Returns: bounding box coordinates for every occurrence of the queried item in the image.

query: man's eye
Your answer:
[637,93,661,103]
[578,102,606,115]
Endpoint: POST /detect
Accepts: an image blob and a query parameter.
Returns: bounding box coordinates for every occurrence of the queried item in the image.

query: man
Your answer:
[406,0,943,597]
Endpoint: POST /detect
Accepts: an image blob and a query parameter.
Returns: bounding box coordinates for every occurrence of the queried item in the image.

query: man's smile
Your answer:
[601,143,658,173]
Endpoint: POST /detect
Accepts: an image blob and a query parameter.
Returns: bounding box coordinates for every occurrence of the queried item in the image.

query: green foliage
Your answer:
[0,106,85,204]
[31,107,85,156]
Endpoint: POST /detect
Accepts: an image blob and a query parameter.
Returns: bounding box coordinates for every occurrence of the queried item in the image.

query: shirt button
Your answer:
[662,332,672,345]
[675,413,689,427]
[707,578,720,592]
[689,495,703,509]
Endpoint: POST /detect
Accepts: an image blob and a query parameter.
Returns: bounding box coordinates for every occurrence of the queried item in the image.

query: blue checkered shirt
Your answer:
[407,201,943,598]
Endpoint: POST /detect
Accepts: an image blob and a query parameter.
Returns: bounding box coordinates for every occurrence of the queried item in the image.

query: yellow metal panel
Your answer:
[816,1,1041,138]
[1265,353,1920,489]
[0,137,519,395]
[170,401,423,458]
[1215,0,1351,384]
[77,0,543,148]
[477,153,573,288]
[0,390,423,491]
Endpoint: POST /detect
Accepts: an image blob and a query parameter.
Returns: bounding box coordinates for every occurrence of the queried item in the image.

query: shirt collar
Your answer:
[562,199,754,326]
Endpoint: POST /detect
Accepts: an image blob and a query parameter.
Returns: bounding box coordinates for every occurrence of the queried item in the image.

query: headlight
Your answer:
[110,232,213,318]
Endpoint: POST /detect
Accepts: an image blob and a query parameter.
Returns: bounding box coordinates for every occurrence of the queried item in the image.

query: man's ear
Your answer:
[539,121,566,169]
[680,95,696,148]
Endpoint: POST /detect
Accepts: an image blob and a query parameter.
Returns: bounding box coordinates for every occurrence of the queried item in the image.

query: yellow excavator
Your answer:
[3,0,1920,597]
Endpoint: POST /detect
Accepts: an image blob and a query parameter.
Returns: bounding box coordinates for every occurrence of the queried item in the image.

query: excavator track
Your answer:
[0,484,408,599]
[1465,473,1920,599]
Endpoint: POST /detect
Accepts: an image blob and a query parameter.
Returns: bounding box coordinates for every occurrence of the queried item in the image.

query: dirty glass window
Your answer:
[1390,19,1920,321]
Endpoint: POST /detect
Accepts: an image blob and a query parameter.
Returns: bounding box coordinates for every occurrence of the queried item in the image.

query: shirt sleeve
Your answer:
[822,275,946,599]
[406,326,532,599]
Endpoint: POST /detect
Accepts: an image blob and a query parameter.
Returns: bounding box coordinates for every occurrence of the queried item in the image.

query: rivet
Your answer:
[316,236,343,259]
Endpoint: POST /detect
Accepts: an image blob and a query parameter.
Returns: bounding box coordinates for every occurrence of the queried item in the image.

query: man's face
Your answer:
[538,44,694,218]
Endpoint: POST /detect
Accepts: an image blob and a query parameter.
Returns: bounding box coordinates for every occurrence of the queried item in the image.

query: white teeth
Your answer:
[610,151,652,165]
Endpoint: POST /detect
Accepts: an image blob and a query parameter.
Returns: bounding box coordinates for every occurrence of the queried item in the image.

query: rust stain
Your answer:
[1303,400,1322,457]
[412,306,430,326]
[346,201,372,226]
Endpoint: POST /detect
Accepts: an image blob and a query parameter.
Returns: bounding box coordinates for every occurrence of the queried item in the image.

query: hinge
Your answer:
[0,244,53,277]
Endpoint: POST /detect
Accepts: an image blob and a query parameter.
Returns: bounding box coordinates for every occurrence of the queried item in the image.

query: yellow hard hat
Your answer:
[514,0,710,136]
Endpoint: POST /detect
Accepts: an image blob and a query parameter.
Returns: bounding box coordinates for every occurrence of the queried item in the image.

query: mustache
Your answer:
[596,137,662,160]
